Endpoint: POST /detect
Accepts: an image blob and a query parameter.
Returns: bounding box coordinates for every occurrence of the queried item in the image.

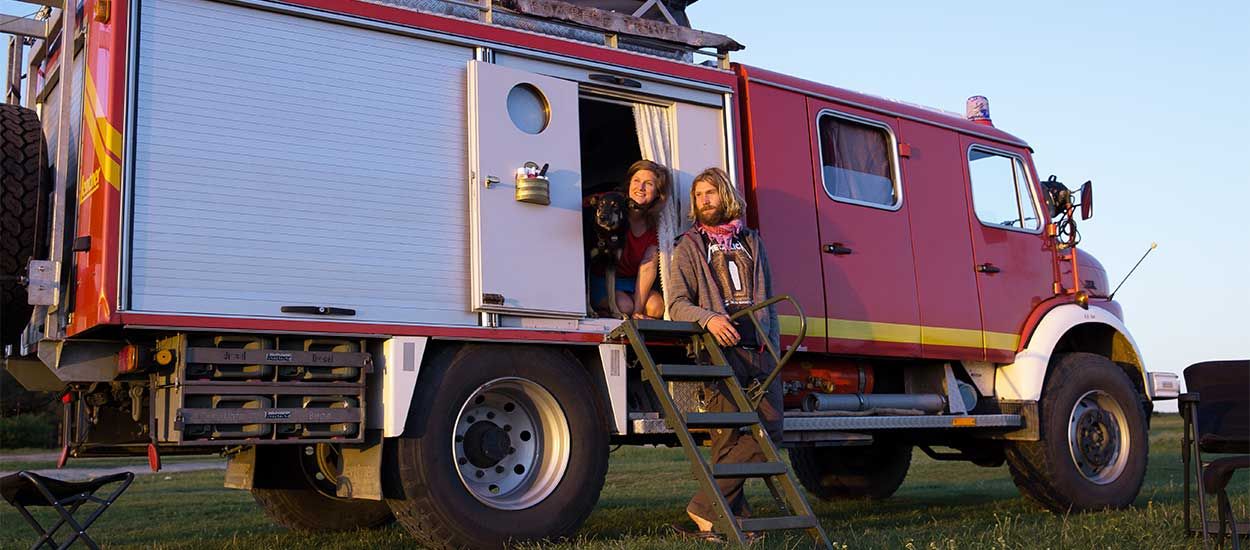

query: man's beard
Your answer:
[696,205,726,226]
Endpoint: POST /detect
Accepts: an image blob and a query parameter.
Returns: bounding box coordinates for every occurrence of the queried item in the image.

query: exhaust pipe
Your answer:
[802,392,947,414]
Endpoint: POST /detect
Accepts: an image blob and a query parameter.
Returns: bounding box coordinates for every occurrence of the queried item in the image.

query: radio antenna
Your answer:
[1108,242,1157,300]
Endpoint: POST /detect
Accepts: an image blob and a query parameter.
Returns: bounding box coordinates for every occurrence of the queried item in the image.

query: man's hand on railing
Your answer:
[706,315,740,347]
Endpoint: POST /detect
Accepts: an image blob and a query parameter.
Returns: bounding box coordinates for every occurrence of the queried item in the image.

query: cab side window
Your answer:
[818,113,898,208]
[968,147,1040,231]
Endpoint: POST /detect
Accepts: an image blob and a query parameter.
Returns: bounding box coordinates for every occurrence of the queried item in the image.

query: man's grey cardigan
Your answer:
[666,227,781,364]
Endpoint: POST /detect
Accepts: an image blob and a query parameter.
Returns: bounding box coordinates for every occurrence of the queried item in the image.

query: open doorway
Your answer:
[579,97,642,195]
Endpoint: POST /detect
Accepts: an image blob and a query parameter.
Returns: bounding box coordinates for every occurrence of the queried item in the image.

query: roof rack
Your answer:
[376,0,742,68]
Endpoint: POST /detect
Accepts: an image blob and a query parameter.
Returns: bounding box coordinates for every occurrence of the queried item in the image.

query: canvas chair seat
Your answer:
[1182,359,1250,550]
[0,470,134,550]
[1203,456,1250,496]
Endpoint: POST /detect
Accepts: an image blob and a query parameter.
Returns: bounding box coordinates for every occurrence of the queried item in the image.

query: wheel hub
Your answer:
[452,377,571,510]
[463,421,512,468]
[1067,390,1129,485]
[1075,409,1117,469]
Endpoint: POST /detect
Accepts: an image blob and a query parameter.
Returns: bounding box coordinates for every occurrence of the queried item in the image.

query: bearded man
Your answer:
[667,167,782,536]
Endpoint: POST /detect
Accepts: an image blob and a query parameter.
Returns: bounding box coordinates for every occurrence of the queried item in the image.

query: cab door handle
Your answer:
[976,263,1001,274]
[823,243,853,255]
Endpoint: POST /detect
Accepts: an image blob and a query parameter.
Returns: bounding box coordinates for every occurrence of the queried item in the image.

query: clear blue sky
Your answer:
[3,0,1245,406]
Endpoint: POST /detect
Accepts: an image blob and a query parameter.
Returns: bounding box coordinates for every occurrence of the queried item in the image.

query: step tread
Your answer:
[657,364,733,380]
[610,320,704,339]
[684,412,759,428]
[711,462,788,478]
[739,515,819,532]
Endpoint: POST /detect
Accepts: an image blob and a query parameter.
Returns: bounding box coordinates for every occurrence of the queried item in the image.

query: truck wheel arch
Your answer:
[997,304,1148,403]
[384,341,616,439]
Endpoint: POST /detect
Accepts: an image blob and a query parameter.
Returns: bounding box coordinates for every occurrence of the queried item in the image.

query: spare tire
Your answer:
[251,444,395,531]
[1,104,48,346]
[790,440,912,501]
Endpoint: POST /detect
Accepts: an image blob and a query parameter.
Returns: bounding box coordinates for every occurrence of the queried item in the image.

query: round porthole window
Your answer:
[507,83,550,135]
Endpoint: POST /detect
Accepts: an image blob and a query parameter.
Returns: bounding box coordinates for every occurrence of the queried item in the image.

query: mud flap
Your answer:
[224,447,256,490]
[337,441,383,501]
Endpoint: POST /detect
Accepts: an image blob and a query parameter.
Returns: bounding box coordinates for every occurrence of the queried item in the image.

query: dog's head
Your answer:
[587,191,627,233]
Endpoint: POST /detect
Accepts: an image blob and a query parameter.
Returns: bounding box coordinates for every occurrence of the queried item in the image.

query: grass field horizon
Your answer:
[1,414,1245,548]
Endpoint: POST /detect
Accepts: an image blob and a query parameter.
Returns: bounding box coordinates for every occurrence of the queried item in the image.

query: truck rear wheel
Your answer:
[0,104,47,345]
[386,345,608,549]
[789,441,912,500]
[250,444,394,531]
[1005,352,1148,513]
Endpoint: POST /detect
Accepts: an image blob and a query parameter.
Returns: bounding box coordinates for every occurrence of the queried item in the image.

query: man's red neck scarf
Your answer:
[696,218,744,249]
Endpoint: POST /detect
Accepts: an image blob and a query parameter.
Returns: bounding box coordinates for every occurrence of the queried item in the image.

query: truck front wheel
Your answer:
[1005,352,1148,513]
[250,444,394,531]
[789,441,912,500]
[385,345,609,549]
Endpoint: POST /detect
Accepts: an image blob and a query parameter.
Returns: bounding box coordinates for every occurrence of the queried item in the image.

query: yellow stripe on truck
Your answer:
[80,70,122,191]
[778,315,1020,352]
[83,69,123,156]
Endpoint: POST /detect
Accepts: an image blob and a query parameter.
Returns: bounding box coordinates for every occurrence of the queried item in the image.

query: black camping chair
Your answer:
[0,471,134,550]
[1182,360,1250,549]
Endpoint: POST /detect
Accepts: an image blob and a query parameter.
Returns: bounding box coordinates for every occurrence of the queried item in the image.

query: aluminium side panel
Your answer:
[127,0,476,326]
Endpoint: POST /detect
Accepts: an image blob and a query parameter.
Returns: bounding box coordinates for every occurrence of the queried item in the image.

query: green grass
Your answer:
[0,415,1244,549]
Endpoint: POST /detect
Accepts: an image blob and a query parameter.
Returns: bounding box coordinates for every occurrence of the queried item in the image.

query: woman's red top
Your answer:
[616,225,658,278]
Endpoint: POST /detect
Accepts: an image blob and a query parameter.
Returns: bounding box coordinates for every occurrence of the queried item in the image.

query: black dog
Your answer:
[584,191,627,269]
[583,191,627,317]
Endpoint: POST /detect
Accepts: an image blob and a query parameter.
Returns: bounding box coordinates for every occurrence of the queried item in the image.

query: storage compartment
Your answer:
[182,395,274,440]
[152,334,369,445]
[276,339,363,382]
[275,396,360,439]
[184,335,274,381]
[127,0,476,326]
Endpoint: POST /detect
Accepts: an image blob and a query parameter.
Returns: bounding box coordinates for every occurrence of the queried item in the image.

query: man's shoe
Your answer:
[687,510,715,532]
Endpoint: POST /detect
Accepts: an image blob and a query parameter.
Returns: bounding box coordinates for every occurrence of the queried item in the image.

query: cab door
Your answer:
[960,138,1054,361]
[808,101,921,357]
[900,120,986,360]
[468,60,585,317]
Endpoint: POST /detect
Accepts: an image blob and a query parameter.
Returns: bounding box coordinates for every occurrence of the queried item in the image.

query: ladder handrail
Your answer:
[726,294,806,408]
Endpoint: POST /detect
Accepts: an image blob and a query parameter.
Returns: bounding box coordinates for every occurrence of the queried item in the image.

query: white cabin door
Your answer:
[469,61,585,317]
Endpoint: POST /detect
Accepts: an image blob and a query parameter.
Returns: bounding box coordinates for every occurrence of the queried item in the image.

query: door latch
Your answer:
[823,243,853,255]
[484,175,500,189]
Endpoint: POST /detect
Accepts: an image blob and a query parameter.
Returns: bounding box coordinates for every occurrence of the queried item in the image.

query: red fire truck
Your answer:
[2,0,1180,547]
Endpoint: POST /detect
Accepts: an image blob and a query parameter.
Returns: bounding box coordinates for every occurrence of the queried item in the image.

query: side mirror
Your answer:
[1079,181,1094,220]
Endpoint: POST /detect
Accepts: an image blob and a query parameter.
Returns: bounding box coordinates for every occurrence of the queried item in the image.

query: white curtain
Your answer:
[633,103,677,319]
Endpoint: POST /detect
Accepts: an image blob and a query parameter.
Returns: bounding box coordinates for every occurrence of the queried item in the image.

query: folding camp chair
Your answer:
[1182,360,1250,550]
[0,471,134,550]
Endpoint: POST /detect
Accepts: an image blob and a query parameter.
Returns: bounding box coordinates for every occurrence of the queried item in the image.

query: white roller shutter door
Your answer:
[128,0,476,325]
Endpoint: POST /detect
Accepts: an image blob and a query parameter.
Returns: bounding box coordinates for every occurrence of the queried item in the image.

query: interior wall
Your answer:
[672,101,727,229]
[578,98,642,195]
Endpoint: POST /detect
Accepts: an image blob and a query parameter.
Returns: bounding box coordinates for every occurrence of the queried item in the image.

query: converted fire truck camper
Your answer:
[2,0,1180,547]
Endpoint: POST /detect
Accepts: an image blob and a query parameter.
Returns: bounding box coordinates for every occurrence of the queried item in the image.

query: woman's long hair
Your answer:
[688,167,745,223]
[623,159,671,228]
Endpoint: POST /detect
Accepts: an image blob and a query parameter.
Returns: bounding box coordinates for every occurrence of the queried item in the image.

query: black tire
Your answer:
[250,444,395,531]
[1005,352,1148,513]
[790,441,912,500]
[385,345,609,550]
[1,104,47,345]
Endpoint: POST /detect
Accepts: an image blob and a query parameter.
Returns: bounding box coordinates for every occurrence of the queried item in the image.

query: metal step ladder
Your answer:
[611,310,831,548]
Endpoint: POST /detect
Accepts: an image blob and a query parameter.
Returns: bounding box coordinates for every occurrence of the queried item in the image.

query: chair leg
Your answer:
[1193,408,1213,548]
[1183,403,1194,534]
[13,502,58,550]
[52,504,99,550]
[1221,491,1242,550]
